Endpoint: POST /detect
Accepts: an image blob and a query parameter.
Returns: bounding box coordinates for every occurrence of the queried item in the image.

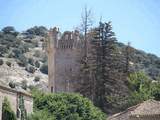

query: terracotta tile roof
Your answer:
[108,100,160,120]
[131,99,160,115]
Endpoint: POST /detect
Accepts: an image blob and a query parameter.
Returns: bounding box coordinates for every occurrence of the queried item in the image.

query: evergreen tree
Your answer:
[92,22,117,111]
[19,95,27,120]
[78,21,130,113]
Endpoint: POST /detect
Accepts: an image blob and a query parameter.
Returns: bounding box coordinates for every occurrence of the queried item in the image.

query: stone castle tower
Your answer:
[47,27,84,92]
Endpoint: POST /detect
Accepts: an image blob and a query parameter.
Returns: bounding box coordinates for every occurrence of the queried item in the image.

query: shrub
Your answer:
[0,59,4,65]
[26,26,47,36]
[0,45,8,56]
[40,62,48,74]
[35,61,40,68]
[26,65,36,73]
[9,81,16,88]
[12,48,22,58]
[151,82,160,101]
[6,61,11,67]
[28,58,34,66]
[125,72,160,109]
[32,40,39,47]
[34,76,40,82]
[28,110,55,120]
[21,80,28,90]
[2,26,15,34]
[8,52,14,58]
[32,90,106,120]
[17,55,28,67]
[33,50,41,57]
[2,97,17,120]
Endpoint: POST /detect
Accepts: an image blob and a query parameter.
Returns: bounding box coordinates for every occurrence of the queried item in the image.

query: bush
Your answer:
[6,61,11,67]
[0,59,4,65]
[32,40,39,47]
[2,97,17,120]
[9,81,16,88]
[35,61,40,68]
[12,48,22,58]
[33,50,41,57]
[8,52,14,58]
[26,26,47,36]
[21,80,28,90]
[126,72,157,107]
[28,58,34,66]
[0,45,8,56]
[40,62,48,74]
[17,55,28,67]
[32,90,106,120]
[28,110,55,120]
[2,26,16,34]
[151,82,160,101]
[26,65,36,73]
[34,76,40,82]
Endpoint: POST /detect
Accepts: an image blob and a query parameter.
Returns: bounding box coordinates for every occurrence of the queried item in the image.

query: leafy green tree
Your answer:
[32,90,106,120]
[127,72,153,107]
[151,82,160,101]
[2,97,17,120]
[2,26,14,33]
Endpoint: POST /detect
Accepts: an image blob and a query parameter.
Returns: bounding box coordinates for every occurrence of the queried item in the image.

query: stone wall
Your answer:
[48,27,83,92]
[0,85,33,120]
[54,48,81,92]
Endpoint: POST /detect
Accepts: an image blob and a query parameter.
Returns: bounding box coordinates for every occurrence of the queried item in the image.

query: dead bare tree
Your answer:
[80,5,93,57]
[76,6,95,100]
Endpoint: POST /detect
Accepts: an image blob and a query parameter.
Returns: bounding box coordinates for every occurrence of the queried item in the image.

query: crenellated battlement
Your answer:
[48,27,84,50]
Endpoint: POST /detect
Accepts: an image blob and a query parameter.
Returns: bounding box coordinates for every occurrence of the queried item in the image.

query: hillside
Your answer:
[117,42,160,80]
[0,26,160,95]
[0,26,48,91]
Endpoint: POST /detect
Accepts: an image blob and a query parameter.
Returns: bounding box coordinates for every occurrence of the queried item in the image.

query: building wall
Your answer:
[0,87,18,114]
[0,86,33,120]
[23,95,33,116]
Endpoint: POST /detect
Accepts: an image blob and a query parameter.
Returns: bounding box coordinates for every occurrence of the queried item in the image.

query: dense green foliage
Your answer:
[28,110,55,120]
[2,97,17,120]
[30,90,106,120]
[127,72,160,107]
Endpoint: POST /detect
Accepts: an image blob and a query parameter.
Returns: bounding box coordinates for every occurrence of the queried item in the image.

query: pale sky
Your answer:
[0,0,160,56]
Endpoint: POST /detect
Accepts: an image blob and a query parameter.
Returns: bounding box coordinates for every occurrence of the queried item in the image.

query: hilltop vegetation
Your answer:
[0,26,48,90]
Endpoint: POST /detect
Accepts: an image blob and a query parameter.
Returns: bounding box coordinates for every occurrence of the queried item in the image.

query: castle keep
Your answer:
[47,27,84,92]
